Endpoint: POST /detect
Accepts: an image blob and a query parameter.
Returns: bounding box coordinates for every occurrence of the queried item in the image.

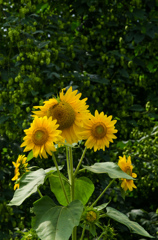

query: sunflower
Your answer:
[32,87,91,144]
[20,116,63,158]
[81,110,117,151]
[12,155,29,190]
[118,155,137,191]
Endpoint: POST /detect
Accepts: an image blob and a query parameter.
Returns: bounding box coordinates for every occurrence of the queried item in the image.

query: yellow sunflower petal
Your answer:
[21,116,62,158]
[14,183,19,190]
[12,155,29,191]
[32,87,90,144]
[132,173,137,178]
[118,155,137,191]
[82,110,117,151]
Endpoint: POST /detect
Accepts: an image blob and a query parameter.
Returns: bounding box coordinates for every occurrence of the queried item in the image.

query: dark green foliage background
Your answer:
[0,0,158,239]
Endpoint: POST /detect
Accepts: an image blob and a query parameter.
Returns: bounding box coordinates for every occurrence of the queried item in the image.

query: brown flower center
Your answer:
[125,166,132,176]
[91,122,107,139]
[32,128,48,145]
[47,101,75,130]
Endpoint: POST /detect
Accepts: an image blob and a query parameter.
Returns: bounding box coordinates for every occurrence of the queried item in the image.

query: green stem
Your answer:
[90,179,115,208]
[66,146,70,180]
[69,147,76,240]
[37,187,43,198]
[74,147,87,177]
[72,226,77,240]
[97,232,105,240]
[52,152,69,204]
[69,147,74,201]
[80,223,86,240]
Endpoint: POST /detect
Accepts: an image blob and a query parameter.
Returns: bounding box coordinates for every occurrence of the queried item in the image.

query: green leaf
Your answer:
[44,166,63,174]
[49,172,71,206]
[0,116,9,124]
[9,169,46,206]
[37,41,50,49]
[32,196,83,240]
[106,207,154,238]
[27,150,34,162]
[36,3,49,13]
[75,177,95,205]
[83,162,134,179]
[94,202,109,211]
[31,90,39,96]
[134,33,145,44]
[32,30,44,35]
[49,173,94,206]
[129,104,145,112]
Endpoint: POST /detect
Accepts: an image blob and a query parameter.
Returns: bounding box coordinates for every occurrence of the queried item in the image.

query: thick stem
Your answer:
[52,152,69,204]
[90,179,115,208]
[69,147,74,201]
[69,147,76,240]
[66,146,70,180]
[74,147,87,178]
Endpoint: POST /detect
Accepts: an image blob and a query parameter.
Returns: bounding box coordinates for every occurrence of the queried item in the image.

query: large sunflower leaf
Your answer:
[9,167,62,206]
[75,177,95,205]
[106,207,154,238]
[83,162,134,179]
[9,169,46,206]
[49,172,71,206]
[32,196,83,240]
[49,173,94,206]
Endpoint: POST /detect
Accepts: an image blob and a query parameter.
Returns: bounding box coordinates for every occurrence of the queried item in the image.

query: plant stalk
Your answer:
[74,146,87,177]
[90,179,115,207]
[66,146,71,180]
[69,147,76,240]
[52,152,69,204]
[80,223,86,240]
[37,187,43,198]
[97,232,105,240]
[69,147,74,201]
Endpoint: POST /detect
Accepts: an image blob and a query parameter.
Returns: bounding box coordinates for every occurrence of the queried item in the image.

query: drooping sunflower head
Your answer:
[118,155,137,191]
[12,155,29,190]
[32,87,91,144]
[20,116,63,158]
[81,110,118,151]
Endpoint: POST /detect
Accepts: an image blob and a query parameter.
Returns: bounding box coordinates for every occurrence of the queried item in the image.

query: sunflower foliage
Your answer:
[8,87,154,240]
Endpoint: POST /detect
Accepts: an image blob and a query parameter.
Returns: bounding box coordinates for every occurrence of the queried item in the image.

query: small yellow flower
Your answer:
[32,87,91,144]
[12,155,29,190]
[21,116,63,158]
[81,110,117,151]
[118,155,137,191]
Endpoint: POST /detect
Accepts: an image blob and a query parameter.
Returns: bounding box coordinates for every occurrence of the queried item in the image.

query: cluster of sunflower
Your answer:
[12,155,29,190]
[12,87,137,192]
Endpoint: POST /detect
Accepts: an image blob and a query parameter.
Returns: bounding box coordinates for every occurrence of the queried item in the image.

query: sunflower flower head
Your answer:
[12,155,29,190]
[118,155,137,191]
[32,87,91,144]
[81,207,100,225]
[20,116,63,158]
[81,110,118,151]
[86,210,98,223]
